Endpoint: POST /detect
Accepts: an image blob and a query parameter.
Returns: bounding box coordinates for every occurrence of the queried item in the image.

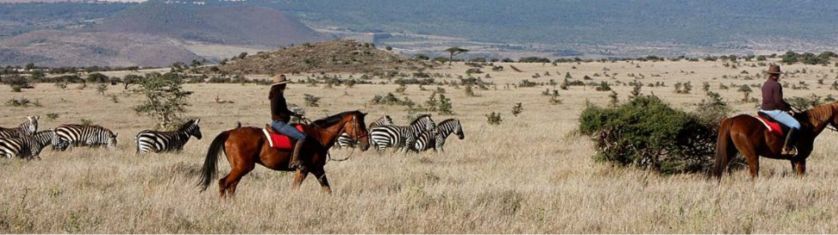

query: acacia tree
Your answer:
[738,85,753,102]
[133,73,193,130]
[445,47,469,65]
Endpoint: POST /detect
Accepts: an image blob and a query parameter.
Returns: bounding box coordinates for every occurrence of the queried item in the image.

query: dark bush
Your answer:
[579,95,718,174]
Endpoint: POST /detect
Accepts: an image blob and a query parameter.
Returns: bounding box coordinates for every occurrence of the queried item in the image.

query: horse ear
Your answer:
[113,132,119,137]
[194,119,201,124]
[362,112,368,117]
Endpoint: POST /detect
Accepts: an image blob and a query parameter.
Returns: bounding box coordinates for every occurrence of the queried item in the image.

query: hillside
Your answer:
[0,30,201,67]
[215,40,429,74]
[95,1,328,47]
[275,0,838,57]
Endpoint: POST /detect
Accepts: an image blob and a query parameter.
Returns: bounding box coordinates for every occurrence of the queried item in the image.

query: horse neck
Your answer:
[311,117,350,147]
[804,104,837,135]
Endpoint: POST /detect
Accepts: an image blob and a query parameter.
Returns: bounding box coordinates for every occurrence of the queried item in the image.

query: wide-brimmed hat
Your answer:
[767,64,782,75]
[272,74,288,86]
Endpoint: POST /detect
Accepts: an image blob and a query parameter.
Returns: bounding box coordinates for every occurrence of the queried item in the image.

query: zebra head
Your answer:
[454,120,465,140]
[107,132,118,149]
[21,116,39,135]
[181,119,202,139]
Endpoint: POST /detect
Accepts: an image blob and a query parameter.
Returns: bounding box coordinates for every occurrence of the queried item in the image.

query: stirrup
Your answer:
[782,146,798,157]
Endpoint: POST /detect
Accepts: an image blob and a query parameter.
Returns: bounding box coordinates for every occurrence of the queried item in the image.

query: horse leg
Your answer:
[218,173,231,198]
[731,135,760,179]
[218,162,255,197]
[311,167,332,194]
[791,159,807,176]
[291,169,309,190]
[226,163,255,196]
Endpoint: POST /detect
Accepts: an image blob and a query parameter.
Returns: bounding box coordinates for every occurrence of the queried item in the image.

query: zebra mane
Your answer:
[314,111,361,127]
[438,119,460,126]
[177,119,198,132]
[409,114,432,125]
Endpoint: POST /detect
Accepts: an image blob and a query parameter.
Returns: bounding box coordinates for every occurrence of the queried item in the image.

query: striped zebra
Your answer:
[0,116,39,138]
[336,115,393,148]
[412,119,465,152]
[369,114,435,152]
[136,119,202,153]
[53,124,118,151]
[0,129,54,159]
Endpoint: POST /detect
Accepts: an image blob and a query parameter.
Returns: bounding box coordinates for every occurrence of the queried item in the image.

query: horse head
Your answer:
[343,111,370,151]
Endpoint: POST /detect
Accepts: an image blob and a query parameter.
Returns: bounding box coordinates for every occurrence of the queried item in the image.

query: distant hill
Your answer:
[0,0,331,67]
[0,30,201,67]
[95,1,328,46]
[215,40,428,74]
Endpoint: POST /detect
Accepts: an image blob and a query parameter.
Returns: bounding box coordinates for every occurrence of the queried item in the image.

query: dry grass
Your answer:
[2,60,838,233]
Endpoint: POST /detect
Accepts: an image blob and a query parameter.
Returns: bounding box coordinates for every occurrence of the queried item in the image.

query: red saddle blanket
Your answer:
[262,125,304,150]
[756,114,784,136]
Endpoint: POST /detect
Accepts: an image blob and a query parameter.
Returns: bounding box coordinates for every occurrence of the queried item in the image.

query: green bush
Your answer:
[579,95,718,174]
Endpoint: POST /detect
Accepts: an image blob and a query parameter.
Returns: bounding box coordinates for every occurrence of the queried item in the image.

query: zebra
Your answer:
[136,119,202,153]
[0,116,39,138]
[369,114,435,152]
[412,119,465,152]
[53,124,118,151]
[0,129,54,160]
[336,115,393,148]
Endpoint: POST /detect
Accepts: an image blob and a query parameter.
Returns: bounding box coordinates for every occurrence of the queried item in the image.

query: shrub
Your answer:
[304,94,321,107]
[438,94,453,115]
[96,83,108,95]
[512,103,523,116]
[6,97,31,107]
[46,113,59,120]
[486,112,502,125]
[465,85,477,97]
[595,81,611,91]
[579,95,717,174]
[371,93,414,107]
[86,73,109,83]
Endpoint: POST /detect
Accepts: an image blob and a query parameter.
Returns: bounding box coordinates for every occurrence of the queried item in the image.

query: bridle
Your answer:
[329,114,367,162]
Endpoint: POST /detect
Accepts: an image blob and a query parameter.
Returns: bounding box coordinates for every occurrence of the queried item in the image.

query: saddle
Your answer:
[262,124,304,150]
[756,111,789,137]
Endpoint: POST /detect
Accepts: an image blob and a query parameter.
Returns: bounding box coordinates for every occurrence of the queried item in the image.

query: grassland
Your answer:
[2,60,838,233]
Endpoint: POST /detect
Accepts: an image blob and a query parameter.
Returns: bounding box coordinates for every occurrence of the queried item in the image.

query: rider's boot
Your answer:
[289,140,305,171]
[782,129,798,156]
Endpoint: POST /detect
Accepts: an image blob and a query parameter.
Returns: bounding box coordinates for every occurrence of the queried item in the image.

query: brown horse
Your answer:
[714,102,838,179]
[199,111,370,197]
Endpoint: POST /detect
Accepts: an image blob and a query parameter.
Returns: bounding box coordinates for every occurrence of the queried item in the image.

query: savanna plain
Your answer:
[2,60,838,233]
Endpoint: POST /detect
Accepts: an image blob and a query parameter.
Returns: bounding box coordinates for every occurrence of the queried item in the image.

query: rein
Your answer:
[329,115,363,162]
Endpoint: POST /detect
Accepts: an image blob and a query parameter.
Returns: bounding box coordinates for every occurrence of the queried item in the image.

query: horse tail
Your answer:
[199,130,230,191]
[713,117,733,178]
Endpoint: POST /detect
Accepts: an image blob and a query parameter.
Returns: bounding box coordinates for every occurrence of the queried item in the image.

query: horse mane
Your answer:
[799,102,838,127]
[409,114,432,125]
[314,111,360,127]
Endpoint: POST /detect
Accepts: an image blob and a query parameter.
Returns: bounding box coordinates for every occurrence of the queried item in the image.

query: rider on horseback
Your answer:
[268,74,307,170]
[760,64,800,156]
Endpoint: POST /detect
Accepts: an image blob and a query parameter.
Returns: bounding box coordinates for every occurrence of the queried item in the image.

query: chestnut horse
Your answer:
[714,102,838,179]
[199,111,369,197]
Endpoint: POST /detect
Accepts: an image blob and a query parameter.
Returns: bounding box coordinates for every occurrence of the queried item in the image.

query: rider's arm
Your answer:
[776,84,791,111]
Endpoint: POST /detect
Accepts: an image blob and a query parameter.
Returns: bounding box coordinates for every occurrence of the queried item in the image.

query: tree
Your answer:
[133,73,193,130]
[738,85,753,102]
[444,47,469,65]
